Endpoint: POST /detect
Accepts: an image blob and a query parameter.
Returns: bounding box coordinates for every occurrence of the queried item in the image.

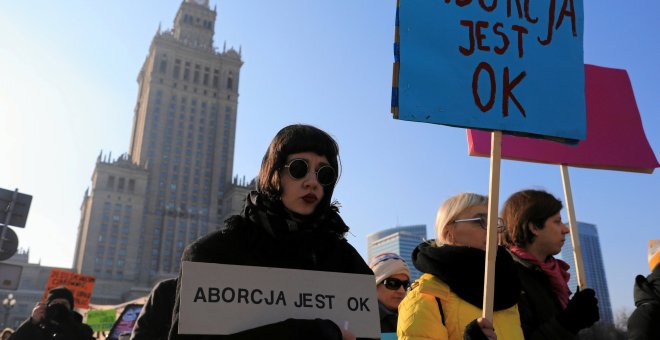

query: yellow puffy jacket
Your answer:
[397,273,524,340]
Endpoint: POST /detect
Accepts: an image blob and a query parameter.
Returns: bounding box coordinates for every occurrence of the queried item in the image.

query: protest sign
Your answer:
[467,64,658,288]
[393,0,586,142]
[179,262,380,338]
[107,304,143,340]
[86,309,116,332]
[42,269,95,309]
[468,64,659,173]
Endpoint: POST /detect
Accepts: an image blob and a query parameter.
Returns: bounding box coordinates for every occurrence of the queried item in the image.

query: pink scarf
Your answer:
[509,246,571,308]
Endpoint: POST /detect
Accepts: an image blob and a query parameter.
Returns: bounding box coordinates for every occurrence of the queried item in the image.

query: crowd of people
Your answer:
[3,124,656,339]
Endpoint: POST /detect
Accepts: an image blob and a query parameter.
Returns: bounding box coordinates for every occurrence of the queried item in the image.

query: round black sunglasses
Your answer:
[283,158,337,186]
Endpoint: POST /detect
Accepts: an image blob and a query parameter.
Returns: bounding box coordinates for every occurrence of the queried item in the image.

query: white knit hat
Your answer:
[369,252,411,284]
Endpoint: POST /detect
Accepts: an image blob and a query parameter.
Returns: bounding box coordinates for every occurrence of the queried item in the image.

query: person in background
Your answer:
[167,124,373,340]
[397,192,523,340]
[369,253,411,333]
[1,328,13,340]
[10,286,94,340]
[500,189,599,340]
[131,277,177,340]
[627,240,660,340]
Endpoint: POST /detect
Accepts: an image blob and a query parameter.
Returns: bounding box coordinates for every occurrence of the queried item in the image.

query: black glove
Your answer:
[557,287,600,333]
[464,319,489,340]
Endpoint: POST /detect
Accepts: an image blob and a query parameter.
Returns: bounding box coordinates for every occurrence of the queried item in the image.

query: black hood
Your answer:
[413,242,520,311]
[633,267,660,307]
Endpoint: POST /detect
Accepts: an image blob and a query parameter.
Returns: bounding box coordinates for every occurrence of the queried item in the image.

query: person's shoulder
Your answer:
[153,277,178,293]
[78,322,94,339]
[182,215,251,261]
[411,273,449,296]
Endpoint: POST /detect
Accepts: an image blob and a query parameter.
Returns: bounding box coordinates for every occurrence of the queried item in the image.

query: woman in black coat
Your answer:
[167,124,372,340]
[500,189,600,340]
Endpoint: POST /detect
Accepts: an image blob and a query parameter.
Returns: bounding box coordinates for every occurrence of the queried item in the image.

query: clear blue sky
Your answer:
[1,1,658,317]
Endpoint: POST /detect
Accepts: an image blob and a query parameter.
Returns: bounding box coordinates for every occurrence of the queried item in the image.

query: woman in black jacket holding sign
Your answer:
[167,124,372,340]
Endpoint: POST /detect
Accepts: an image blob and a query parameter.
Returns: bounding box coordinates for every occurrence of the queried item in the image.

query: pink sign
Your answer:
[468,64,658,173]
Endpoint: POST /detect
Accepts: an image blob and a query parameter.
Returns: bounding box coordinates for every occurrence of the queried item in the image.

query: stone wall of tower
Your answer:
[72,153,148,284]
[128,1,242,286]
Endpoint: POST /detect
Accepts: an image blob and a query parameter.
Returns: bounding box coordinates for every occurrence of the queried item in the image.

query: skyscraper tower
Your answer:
[73,0,243,303]
[560,222,614,324]
[367,225,427,281]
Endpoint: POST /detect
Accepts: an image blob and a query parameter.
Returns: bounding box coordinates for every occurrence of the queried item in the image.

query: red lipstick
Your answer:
[302,194,318,203]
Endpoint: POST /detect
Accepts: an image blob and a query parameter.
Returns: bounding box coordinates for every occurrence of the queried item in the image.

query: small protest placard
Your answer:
[86,309,116,332]
[42,269,95,309]
[179,262,380,338]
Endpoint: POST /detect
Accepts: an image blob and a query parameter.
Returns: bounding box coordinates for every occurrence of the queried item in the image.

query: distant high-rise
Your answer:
[560,222,614,324]
[367,225,427,281]
[73,0,244,304]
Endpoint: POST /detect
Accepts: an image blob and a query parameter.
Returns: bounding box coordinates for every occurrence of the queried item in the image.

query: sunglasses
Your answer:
[381,278,410,291]
[453,216,506,232]
[283,158,337,186]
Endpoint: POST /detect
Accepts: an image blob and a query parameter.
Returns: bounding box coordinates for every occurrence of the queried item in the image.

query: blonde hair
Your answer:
[434,192,488,246]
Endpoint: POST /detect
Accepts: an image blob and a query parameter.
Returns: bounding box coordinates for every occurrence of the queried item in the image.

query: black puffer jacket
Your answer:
[627,267,660,340]
[509,251,576,340]
[167,192,373,340]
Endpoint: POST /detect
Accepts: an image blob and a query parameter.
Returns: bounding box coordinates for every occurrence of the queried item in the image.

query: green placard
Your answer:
[87,309,117,332]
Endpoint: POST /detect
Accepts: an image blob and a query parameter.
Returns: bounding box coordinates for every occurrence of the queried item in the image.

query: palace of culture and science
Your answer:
[71,0,251,304]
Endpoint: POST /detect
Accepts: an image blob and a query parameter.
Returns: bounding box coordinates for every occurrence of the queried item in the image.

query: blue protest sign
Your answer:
[392,0,586,142]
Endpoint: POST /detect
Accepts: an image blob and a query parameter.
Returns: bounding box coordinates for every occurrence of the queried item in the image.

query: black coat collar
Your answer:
[413,242,520,310]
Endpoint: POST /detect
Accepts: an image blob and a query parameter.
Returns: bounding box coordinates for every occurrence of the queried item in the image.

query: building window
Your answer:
[212,70,219,88]
[107,176,115,189]
[159,59,167,74]
[227,76,233,90]
[117,177,125,191]
[193,65,200,83]
[184,62,191,81]
[128,179,135,193]
[173,60,181,79]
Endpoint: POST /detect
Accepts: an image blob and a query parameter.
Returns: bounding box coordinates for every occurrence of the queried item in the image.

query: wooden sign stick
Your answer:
[482,130,502,321]
[560,164,587,289]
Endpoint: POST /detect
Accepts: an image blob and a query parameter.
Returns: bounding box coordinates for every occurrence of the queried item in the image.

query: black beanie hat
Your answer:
[47,286,74,308]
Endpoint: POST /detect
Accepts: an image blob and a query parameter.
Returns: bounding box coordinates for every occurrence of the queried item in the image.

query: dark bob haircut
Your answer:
[257,124,341,206]
[500,189,563,248]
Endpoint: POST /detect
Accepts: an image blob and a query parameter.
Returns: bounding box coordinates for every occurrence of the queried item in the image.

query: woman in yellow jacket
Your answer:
[397,193,524,340]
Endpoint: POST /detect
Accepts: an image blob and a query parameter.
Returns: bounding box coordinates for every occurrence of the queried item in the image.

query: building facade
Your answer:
[560,221,614,324]
[367,225,427,281]
[73,0,244,304]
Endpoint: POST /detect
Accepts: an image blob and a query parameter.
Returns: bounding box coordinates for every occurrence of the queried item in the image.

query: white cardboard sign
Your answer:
[179,261,380,338]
